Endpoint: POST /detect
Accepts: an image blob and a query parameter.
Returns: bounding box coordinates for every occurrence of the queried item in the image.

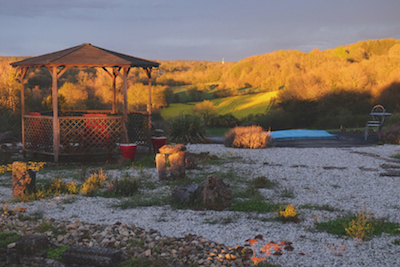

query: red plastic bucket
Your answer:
[151,137,167,154]
[119,144,137,161]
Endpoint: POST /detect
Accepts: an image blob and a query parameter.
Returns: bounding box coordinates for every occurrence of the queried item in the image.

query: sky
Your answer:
[1,0,400,62]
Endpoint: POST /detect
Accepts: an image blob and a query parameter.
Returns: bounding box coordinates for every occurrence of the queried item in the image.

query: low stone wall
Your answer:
[1,234,123,267]
[0,214,251,267]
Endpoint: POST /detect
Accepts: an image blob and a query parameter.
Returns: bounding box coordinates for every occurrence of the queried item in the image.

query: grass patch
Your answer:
[45,245,69,259]
[252,176,276,189]
[315,215,400,240]
[161,91,277,120]
[206,127,230,136]
[133,156,156,168]
[0,232,19,248]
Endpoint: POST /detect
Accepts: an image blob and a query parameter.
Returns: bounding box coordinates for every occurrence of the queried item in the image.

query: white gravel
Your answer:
[1,144,400,266]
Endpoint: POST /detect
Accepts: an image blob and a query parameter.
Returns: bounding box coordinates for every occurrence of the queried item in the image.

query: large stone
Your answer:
[185,153,197,169]
[171,184,198,204]
[12,162,36,199]
[16,234,49,256]
[194,175,232,210]
[62,245,123,267]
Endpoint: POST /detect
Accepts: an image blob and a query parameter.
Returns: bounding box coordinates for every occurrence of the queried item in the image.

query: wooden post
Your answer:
[51,67,60,162]
[20,67,28,154]
[144,68,153,151]
[146,68,152,116]
[112,70,117,114]
[122,67,129,143]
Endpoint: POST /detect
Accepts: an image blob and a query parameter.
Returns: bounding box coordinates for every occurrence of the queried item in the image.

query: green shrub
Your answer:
[381,123,400,144]
[80,169,107,196]
[315,213,400,240]
[167,114,207,143]
[344,207,374,241]
[0,232,19,248]
[224,126,273,149]
[109,176,140,196]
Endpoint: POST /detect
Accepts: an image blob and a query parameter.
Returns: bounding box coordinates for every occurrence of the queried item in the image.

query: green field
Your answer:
[161,91,278,120]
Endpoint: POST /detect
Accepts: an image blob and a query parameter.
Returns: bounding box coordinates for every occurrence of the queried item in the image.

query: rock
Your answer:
[0,131,15,143]
[194,175,232,210]
[16,234,49,256]
[171,184,199,204]
[62,245,123,267]
[144,249,151,256]
[185,153,197,169]
[7,242,16,249]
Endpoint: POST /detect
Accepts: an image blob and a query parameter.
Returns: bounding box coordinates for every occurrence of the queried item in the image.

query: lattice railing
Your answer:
[24,113,148,157]
[24,115,53,153]
[59,116,123,155]
[127,113,150,146]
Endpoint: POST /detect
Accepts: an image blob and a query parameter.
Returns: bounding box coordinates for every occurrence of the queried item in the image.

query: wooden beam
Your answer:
[102,67,113,78]
[57,66,69,79]
[113,67,123,78]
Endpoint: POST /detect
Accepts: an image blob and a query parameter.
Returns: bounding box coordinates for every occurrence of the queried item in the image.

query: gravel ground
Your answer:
[1,144,400,266]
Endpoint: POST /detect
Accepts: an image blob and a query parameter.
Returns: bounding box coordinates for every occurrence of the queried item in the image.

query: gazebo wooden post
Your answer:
[51,67,60,163]
[122,67,129,143]
[112,69,117,114]
[20,67,28,155]
[144,67,153,151]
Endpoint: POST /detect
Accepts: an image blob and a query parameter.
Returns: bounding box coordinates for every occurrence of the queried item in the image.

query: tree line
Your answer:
[1,38,400,133]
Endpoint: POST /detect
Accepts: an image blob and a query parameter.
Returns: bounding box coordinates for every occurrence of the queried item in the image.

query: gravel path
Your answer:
[1,144,400,266]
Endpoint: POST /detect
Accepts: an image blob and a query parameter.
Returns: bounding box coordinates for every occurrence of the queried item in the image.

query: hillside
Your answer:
[161,91,278,119]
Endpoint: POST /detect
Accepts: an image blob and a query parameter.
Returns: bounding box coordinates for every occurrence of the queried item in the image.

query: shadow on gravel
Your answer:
[208,132,380,148]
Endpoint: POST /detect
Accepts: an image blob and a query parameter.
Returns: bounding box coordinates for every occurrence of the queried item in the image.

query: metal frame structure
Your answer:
[11,43,160,162]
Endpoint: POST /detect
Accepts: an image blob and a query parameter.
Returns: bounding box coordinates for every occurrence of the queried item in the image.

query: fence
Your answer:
[23,112,150,157]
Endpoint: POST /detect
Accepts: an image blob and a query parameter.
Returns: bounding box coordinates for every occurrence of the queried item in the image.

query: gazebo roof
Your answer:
[10,43,160,68]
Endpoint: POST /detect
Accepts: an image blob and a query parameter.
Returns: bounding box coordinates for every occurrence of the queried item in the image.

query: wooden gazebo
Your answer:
[10,43,160,162]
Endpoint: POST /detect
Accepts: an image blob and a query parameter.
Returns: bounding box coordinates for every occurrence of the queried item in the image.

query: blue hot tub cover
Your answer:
[269,129,339,140]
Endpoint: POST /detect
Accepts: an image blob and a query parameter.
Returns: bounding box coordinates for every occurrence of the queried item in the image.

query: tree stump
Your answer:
[12,162,36,198]
[156,144,186,180]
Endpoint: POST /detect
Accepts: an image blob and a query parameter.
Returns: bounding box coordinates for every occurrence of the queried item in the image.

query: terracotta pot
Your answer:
[151,137,167,154]
[119,143,137,161]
